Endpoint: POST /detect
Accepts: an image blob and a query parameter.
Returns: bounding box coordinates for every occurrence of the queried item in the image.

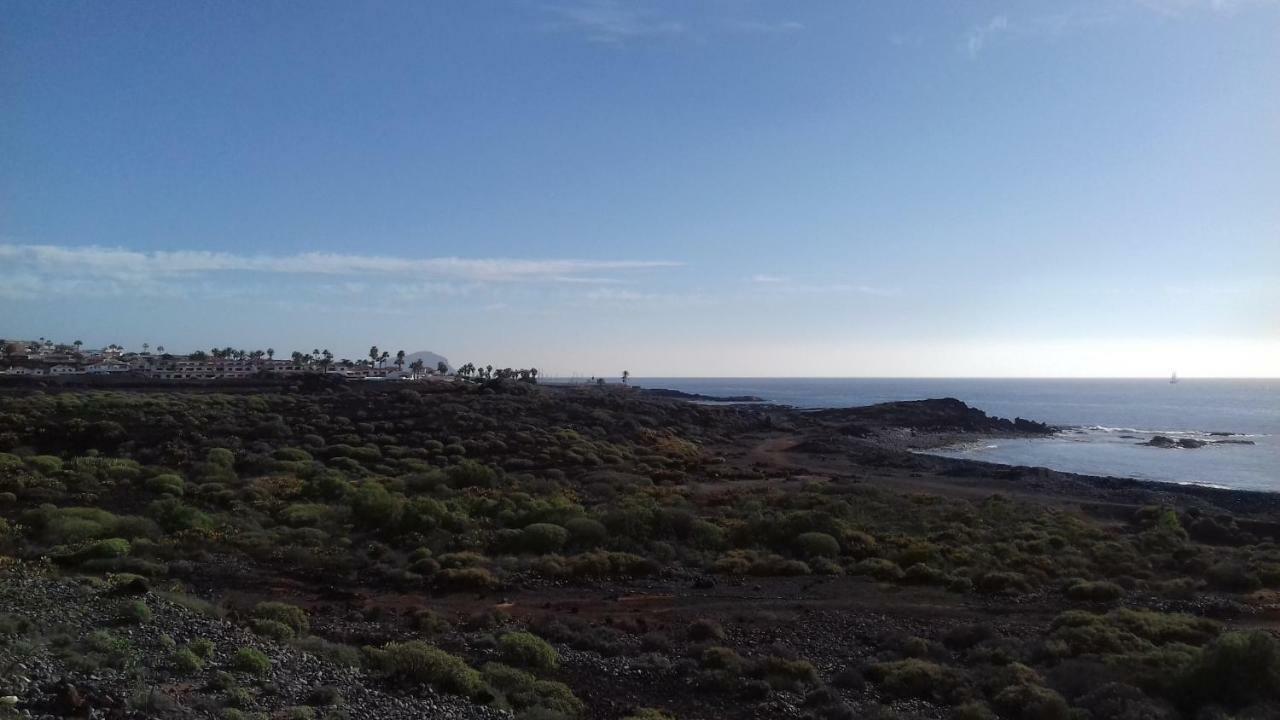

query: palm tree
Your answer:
[622,370,630,384]
[395,350,406,372]
[322,349,333,372]
[266,348,274,361]
[379,351,390,368]
[409,359,425,379]
[73,340,83,354]
[142,343,150,355]
[156,345,165,354]
[369,346,379,368]
[437,360,449,375]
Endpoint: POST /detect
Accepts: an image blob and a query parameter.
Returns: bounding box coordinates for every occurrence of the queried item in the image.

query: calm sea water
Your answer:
[627,378,1280,492]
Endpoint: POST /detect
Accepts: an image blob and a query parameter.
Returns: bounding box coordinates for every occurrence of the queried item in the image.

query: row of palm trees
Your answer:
[454,363,539,383]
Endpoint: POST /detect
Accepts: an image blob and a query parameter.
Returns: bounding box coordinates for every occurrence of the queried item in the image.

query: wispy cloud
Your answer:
[1134,0,1279,17]
[963,15,1010,57]
[0,243,681,301]
[750,274,788,284]
[746,274,896,297]
[959,1,1276,57]
[543,1,803,44]
[544,1,686,44]
[724,19,804,35]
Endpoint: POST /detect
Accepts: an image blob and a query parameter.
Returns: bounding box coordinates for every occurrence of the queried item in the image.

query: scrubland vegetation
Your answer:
[1,382,1279,718]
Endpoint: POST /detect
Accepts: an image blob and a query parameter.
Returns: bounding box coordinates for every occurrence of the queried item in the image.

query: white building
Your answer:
[85,360,132,375]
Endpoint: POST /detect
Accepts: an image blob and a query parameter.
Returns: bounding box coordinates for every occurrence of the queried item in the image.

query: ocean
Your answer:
[627,378,1280,492]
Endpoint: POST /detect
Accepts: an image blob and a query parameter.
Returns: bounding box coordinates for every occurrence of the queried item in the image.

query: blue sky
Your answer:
[2,1,1277,376]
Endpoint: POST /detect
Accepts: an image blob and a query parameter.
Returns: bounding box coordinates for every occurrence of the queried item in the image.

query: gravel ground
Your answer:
[0,561,509,719]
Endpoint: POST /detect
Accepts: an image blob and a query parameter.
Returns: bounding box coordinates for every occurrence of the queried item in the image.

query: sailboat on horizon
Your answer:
[1170,370,1179,384]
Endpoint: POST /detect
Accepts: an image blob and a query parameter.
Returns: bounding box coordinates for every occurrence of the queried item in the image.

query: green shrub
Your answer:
[145,473,185,496]
[975,571,1031,594]
[369,641,485,698]
[146,498,213,533]
[438,567,500,591]
[700,646,745,673]
[26,455,63,475]
[207,448,236,468]
[1107,608,1220,646]
[499,631,559,671]
[253,601,309,634]
[172,647,204,674]
[851,558,904,581]
[446,460,499,488]
[482,662,584,716]
[117,599,151,625]
[794,532,840,558]
[752,655,819,691]
[868,659,966,702]
[251,618,295,641]
[410,608,451,635]
[1064,580,1124,602]
[521,523,569,554]
[1183,630,1280,708]
[57,537,130,565]
[565,518,608,548]
[189,637,216,658]
[992,683,1070,720]
[687,619,725,642]
[231,647,272,676]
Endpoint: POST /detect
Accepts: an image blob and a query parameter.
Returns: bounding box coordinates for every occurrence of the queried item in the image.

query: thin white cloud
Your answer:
[746,273,896,297]
[544,1,686,44]
[725,19,804,35]
[963,15,1010,57]
[0,243,679,283]
[1134,0,1279,16]
[543,1,803,44]
[750,274,789,284]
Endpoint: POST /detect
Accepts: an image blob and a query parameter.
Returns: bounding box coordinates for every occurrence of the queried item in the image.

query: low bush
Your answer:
[251,618,295,641]
[117,599,151,625]
[499,631,559,671]
[521,523,569,554]
[867,659,966,703]
[1183,630,1280,709]
[230,647,272,676]
[252,601,309,634]
[992,683,1071,720]
[171,647,204,674]
[1064,580,1124,602]
[851,558,904,581]
[687,619,725,642]
[794,532,840,559]
[481,662,583,716]
[369,641,485,698]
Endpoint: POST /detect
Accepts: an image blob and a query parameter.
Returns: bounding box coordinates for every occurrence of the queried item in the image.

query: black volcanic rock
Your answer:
[638,387,765,403]
[809,398,1053,435]
[1142,436,1208,449]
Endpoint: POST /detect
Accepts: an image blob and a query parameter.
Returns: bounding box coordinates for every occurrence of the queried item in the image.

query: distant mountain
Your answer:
[402,350,451,372]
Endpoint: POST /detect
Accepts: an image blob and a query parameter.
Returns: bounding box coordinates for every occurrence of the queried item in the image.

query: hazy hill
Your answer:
[402,350,450,372]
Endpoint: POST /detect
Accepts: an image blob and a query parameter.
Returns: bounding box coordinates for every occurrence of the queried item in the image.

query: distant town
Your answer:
[0,337,539,383]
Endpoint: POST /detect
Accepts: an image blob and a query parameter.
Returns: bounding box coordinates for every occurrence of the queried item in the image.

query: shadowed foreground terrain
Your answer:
[2,381,1280,719]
